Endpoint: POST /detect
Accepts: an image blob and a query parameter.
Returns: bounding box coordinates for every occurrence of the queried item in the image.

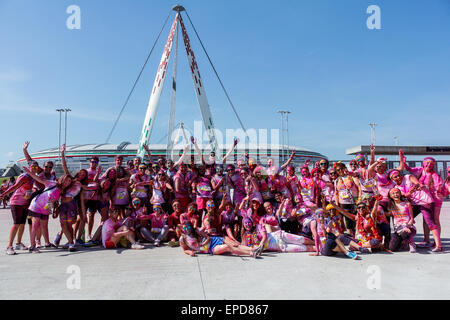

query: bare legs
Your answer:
[8,224,25,247]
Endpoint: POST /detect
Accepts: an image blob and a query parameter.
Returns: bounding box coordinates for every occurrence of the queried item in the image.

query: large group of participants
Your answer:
[1,138,449,259]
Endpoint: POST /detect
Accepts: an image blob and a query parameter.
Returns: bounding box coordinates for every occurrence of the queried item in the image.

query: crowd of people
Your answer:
[1,139,449,259]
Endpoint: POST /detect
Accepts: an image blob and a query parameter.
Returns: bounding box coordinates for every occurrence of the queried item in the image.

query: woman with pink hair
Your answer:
[401,155,444,248]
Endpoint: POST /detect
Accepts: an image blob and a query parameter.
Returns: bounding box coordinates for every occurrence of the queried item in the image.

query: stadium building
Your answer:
[16,142,327,175]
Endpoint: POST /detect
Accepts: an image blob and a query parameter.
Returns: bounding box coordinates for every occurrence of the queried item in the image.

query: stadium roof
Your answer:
[18,142,327,162]
[347,145,450,156]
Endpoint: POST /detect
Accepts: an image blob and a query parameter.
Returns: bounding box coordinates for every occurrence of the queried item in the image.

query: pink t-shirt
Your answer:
[375,173,394,203]
[9,173,34,206]
[419,171,443,202]
[150,213,168,229]
[84,168,100,200]
[390,201,411,228]
[397,174,434,206]
[131,173,151,198]
[64,181,82,199]
[28,180,60,215]
[287,175,299,196]
[174,172,189,199]
[113,180,130,205]
[102,218,119,247]
[196,176,213,198]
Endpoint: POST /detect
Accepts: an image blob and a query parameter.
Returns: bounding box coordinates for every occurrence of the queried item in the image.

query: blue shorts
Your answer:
[208,236,224,254]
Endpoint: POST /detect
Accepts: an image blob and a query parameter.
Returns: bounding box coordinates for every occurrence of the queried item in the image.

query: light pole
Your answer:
[278,110,291,163]
[394,136,399,161]
[369,123,377,145]
[285,111,291,158]
[277,111,285,164]
[64,108,71,146]
[56,109,64,162]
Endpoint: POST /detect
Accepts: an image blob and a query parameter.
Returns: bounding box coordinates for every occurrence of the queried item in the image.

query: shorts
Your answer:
[341,204,356,231]
[337,233,356,246]
[86,200,99,213]
[11,205,28,224]
[29,211,50,220]
[412,204,437,230]
[320,233,338,256]
[98,201,110,210]
[196,197,212,210]
[208,236,224,254]
[113,204,129,210]
[104,239,116,249]
[59,200,78,222]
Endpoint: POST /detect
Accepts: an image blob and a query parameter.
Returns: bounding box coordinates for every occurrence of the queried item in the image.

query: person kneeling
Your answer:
[101,209,144,250]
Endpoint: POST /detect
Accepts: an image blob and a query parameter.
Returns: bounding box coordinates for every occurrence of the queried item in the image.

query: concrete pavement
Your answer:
[0,203,449,300]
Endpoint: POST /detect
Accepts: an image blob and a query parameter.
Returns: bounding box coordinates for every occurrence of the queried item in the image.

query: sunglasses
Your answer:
[207,204,215,208]
[154,207,161,211]
[357,205,367,210]
[91,161,99,163]
[45,166,53,169]
[319,163,327,166]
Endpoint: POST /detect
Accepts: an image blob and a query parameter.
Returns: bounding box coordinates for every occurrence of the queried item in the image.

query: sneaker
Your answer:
[68,244,77,252]
[154,240,161,247]
[75,239,84,246]
[345,251,359,260]
[168,240,176,247]
[44,243,57,248]
[431,246,442,253]
[416,241,432,248]
[131,243,144,250]
[54,233,62,248]
[15,243,28,250]
[35,241,42,249]
[62,243,70,249]
[254,245,263,257]
[173,241,179,247]
[82,240,99,247]
[29,247,41,254]
[409,242,417,253]
[6,246,16,255]
[359,247,372,254]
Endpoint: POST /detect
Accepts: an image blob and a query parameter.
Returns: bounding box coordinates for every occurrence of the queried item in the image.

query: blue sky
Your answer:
[1,0,449,166]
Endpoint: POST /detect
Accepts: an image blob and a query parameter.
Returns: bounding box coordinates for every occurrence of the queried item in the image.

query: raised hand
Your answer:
[233,138,239,146]
[399,149,406,162]
[60,144,66,153]
[290,150,296,158]
[190,136,195,144]
[22,141,30,150]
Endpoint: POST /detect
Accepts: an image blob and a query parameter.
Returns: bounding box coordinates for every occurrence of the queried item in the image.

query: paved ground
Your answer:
[0,203,449,300]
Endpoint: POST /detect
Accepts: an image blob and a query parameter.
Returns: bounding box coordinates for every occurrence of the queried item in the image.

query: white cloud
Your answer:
[6,152,14,157]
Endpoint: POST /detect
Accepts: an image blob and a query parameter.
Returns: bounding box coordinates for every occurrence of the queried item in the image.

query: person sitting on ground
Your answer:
[101,209,144,250]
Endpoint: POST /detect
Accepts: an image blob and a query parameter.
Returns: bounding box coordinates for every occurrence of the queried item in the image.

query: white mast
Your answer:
[179,14,219,157]
[137,15,179,159]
